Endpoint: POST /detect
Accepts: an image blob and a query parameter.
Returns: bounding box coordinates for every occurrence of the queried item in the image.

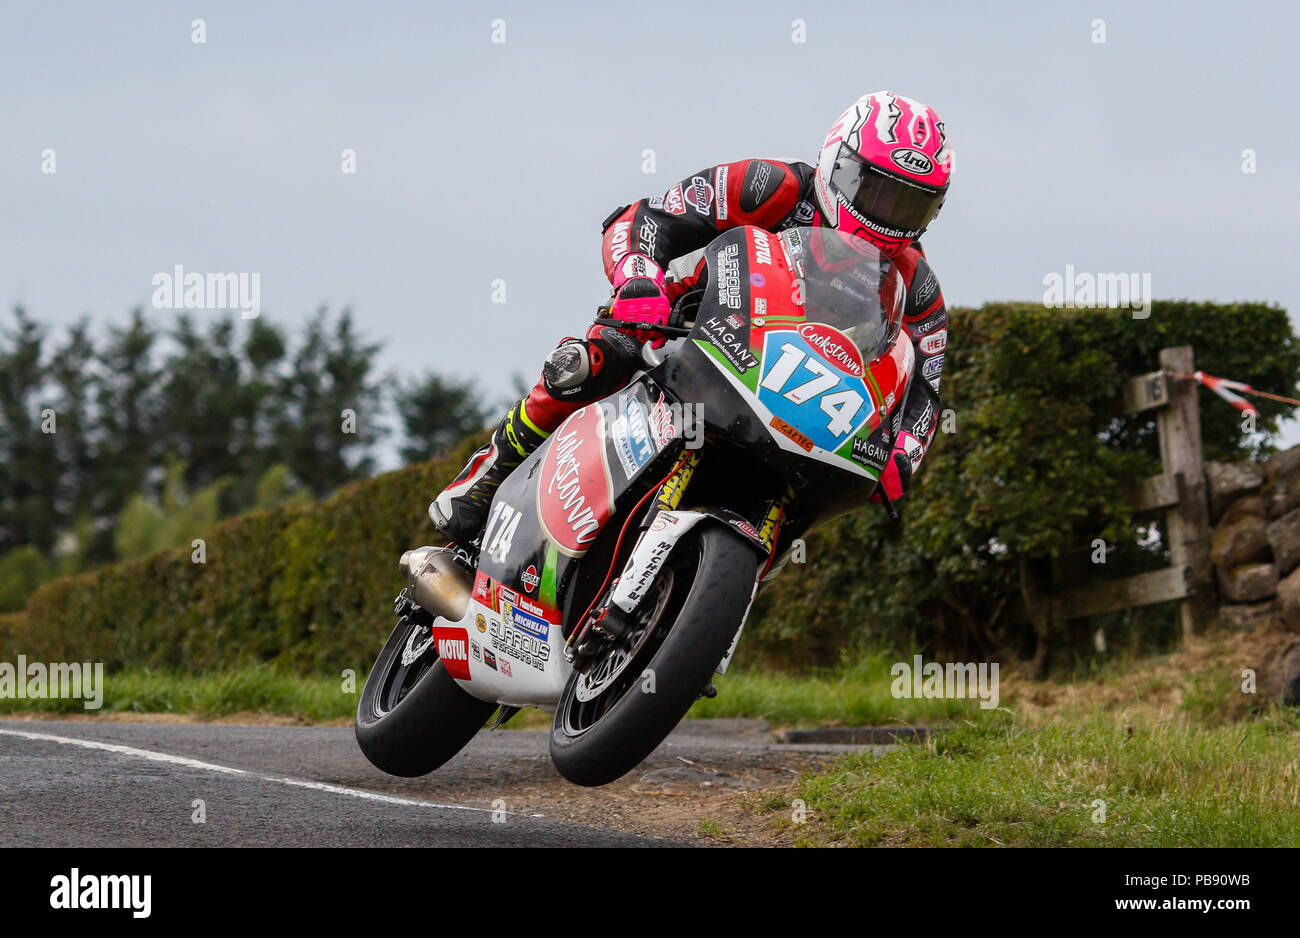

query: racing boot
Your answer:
[429,325,643,546]
[429,398,548,547]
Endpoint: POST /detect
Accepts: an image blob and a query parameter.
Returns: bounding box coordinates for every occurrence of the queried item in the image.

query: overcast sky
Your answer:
[4,0,1299,462]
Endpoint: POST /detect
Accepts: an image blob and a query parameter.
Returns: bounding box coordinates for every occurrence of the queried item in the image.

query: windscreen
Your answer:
[778,227,905,362]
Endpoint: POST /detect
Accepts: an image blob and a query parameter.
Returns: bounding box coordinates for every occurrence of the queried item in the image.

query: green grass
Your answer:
[688,650,993,726]
[0,664,354,722]
[0,650,975,727]
[778,708,1300,847]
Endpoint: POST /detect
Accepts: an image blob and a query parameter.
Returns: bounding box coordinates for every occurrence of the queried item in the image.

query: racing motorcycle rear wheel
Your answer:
[549,522,759,786]
[355,608,496,777]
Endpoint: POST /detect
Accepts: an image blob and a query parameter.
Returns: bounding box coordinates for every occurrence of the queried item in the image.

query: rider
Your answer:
[431,91,953,547]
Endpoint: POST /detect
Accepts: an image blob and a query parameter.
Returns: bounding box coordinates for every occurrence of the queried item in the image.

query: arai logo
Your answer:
[521,565,540,593]
[890,147,934,175]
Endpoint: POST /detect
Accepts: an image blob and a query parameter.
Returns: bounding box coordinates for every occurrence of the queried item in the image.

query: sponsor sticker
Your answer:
[798,322,865,377]
[922,355,945,379]
[432,626,471,680]
[891,147,934,175]
[700,315,759,373]
[612,396,656,479]
[648,392,675,449]
[770,416,814,452]
[521,565,540,593]
[914,269,939,306]
[664,184,685,215]
[489,613,552,672]
[850,435,889,470]
[537,406,615,557]
[504,601,550,641]
[473,571,491,604]
[715,165,729,220]
[475,614,486,633]
[608,221,632,264]
[685,175,714,215]
[500,659,512,677]
[919,329,947,356]
[715,242,743,310]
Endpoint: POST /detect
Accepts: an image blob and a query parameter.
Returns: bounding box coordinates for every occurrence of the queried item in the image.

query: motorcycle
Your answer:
[355,224,914,786]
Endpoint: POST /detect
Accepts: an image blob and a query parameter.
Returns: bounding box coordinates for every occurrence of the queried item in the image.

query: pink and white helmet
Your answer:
[813,92,953,256]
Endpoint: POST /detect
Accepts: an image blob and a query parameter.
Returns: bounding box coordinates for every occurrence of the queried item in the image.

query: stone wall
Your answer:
[1207,446,1300,632]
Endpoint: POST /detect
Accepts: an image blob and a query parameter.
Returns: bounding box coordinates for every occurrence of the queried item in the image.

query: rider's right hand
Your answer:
[609,254,671,349]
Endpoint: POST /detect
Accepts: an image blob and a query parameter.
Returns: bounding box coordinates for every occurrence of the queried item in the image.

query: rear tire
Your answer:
[355,611,496,777]
[549,523,758,786]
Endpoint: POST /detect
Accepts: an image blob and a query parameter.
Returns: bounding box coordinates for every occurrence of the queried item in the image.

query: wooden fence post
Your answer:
[1157,346,1214,636]
[1016,345,1216,637]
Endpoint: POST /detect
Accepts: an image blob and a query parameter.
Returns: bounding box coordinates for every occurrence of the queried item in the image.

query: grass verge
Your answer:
[769,708,1300,846]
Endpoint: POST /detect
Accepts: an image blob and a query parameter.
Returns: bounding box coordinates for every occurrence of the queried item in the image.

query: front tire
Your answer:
[355,609,496,777]
[549,523,759,786]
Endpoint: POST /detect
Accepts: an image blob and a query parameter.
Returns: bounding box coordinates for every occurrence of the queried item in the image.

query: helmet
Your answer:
[813,92,952,256]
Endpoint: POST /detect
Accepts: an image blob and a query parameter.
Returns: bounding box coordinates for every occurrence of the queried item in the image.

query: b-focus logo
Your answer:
[890,655,1000,709]
[151,265,261,319]
[1,656,103,709]
[1043,264,1152,319]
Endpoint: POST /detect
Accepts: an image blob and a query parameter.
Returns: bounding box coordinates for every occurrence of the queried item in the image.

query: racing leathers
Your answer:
[429,158,948,546]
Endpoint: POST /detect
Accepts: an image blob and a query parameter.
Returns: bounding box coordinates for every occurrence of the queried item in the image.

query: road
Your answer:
[0,718,859,847]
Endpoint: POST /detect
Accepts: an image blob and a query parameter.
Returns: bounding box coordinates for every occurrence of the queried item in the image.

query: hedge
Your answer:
[3,302,1296,675]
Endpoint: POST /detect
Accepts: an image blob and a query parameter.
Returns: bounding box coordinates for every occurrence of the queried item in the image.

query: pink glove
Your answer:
[610,254,670,348]
[871,431,924,503]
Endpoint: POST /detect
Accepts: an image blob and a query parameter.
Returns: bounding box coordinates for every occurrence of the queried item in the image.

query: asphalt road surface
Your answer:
[0,718,856,847]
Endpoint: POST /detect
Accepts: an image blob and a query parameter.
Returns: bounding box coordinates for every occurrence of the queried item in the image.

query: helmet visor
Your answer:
[829,143,946,239]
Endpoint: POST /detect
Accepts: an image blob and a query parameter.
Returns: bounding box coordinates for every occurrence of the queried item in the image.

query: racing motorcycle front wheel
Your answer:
[549,522,759,786]
[355,606,496,777]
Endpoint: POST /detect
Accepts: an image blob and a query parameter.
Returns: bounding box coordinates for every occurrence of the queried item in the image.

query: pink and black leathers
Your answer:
[430,158,948,547]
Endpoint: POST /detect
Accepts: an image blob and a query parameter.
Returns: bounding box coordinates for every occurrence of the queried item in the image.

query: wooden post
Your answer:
[1157,346,1214,636]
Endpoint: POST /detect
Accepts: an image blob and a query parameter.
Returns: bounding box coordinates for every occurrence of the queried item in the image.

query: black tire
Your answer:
[355,611,496,777]
[549,523,759,786]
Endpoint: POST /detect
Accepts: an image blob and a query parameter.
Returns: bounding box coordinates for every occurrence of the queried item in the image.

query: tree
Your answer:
[394,373,489,464]
[48,319,98,526]
[273,308,385,495]
[0,307,59,553]
[93,308,162,524]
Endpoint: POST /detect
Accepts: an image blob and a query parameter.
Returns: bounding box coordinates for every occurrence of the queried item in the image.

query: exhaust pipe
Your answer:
[399,547,472,623]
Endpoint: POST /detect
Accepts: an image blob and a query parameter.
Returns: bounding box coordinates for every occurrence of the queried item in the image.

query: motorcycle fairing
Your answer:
[453,379,685,705]
[688,227,912,480]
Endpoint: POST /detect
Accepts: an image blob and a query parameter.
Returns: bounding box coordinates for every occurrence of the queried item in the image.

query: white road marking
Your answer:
[0,726,523,816]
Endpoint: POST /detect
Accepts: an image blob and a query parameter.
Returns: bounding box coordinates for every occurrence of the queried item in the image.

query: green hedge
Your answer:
[6,436,482,674]
[748,300,1299,668]
[3,302,1295,675]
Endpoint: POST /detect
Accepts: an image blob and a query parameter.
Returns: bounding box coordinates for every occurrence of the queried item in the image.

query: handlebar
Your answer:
[592,316,694,337]
[876,486,901,524]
